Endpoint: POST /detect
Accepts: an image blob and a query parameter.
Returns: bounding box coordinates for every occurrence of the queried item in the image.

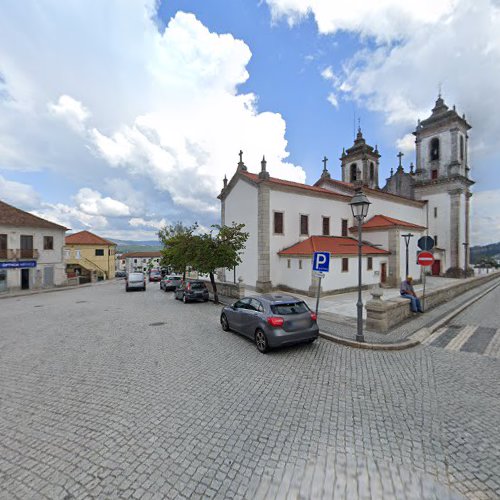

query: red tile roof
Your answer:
[315,178,427,206]
[350,214,426,232]
[120,251,162,259]
[0,199,68,230]
[278,236,390,256]
[240,171,351,201]
[65,230,116,246]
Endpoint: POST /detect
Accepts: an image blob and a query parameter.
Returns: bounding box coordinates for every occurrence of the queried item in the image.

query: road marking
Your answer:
[446,325,478,351]
[424,326,458,347]
[484,328,500,359]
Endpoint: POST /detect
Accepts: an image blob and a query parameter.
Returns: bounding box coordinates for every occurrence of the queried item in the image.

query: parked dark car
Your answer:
[160,275,182,291]
[175,280,209,303]
[220,294,318,353]
[115,271,127,279]
[149,270,162,282]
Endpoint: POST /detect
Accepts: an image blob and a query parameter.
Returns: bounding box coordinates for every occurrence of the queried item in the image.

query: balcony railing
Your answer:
[6,249,40,260]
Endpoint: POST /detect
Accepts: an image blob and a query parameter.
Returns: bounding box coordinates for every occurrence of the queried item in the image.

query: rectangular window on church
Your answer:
[367,257,373,270]
[274,212,284,234]
[434,235,438,246]
[342,258,349,272]
[434,207,438,218]
[300,215,309,236]
[287,259,290,269]
[341,219,348,237]
[299,260,303,270]
[322,216,330,236]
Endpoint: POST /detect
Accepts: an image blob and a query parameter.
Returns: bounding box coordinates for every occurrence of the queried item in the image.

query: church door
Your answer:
[432,260,441,276]
[380,263,387,284]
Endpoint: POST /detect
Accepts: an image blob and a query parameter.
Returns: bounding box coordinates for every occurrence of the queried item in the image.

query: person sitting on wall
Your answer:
[400,276,423,313]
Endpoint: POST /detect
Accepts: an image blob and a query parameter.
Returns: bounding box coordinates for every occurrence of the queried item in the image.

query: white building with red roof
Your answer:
[0,199,68,292]
[218,97,473,295]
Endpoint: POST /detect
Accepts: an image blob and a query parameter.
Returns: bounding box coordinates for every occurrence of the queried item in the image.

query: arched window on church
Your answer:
[430,138,440,161]
[460,135,464,161]
[350,163,357,182]
[369,162,375,181]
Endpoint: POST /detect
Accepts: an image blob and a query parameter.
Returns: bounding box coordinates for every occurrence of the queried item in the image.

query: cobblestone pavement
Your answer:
[0,281,499,499]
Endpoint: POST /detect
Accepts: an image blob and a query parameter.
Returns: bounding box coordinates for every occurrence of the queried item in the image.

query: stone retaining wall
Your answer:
[200,279,245,300]
[366,272,500,332]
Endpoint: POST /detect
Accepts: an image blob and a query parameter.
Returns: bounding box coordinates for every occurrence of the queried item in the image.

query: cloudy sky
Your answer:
[0,0,499,244]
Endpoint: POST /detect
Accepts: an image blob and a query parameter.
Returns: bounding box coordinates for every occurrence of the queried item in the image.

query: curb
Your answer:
[319,331,420,351]
[408,277,500,345]
[320,276,500,351]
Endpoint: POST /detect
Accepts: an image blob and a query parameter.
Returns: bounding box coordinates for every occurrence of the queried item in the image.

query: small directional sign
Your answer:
[417,251,434,267]
[312,252,330,272]
[313,271,325,278]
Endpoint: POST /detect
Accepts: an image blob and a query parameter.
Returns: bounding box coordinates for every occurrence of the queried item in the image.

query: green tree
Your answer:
[193,223,249,304]
[158,222,199,280]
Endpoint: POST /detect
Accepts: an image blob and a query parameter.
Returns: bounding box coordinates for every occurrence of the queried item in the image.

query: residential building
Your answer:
[120,252,162,274]
[64,231,117,281]
[0,199,68,292]
[219,96,473,295]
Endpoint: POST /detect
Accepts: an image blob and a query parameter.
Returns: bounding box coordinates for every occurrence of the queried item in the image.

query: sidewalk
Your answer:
[214,275,500,349]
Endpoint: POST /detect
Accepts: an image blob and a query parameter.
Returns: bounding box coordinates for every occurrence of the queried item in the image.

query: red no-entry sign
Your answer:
[417,251,434,266]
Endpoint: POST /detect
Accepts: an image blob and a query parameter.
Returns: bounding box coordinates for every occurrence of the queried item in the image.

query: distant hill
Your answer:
[470,242,500,263]
[110,239,162,254]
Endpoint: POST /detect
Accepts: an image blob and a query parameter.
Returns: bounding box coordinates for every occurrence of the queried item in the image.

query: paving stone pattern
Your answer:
[0,281,498,499]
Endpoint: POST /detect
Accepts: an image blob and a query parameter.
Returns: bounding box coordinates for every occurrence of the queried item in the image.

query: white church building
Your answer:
[219,96,474,296]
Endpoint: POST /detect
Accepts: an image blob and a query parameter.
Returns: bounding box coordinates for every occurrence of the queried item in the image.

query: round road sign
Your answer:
[417,251,434,267]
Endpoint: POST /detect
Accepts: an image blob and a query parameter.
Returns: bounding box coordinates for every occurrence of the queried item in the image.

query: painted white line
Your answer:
[446,325,478,351]
[484,328,500,358]
[422,327,446,345]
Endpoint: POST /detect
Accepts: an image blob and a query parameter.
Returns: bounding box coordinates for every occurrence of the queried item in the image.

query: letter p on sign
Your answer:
[313,252,330,272]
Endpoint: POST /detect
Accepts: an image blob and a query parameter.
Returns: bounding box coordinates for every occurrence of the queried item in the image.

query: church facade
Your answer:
[218,96,473,295]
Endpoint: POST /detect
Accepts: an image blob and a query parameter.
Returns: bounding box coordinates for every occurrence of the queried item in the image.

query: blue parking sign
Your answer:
[312,252,330,272]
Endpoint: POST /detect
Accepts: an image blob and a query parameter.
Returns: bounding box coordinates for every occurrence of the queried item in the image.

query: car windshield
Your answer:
[270,301,309,315]
[129,273,144,282]
[168,276,181,281]
[189,282,205,290]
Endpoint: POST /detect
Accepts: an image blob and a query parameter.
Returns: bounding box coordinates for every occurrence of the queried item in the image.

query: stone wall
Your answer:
[201,279,245,300]
[366,272,500,332]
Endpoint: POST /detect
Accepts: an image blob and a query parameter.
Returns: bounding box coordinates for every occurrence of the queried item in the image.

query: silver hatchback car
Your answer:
[220,294,319,353]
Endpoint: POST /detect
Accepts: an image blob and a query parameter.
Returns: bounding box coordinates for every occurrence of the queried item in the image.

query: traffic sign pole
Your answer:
[315,276,322,315]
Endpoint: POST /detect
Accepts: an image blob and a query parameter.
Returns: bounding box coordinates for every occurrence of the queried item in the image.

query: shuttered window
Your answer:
[274,212,284,234]
[322,217,330,236]
[300,215,309,236]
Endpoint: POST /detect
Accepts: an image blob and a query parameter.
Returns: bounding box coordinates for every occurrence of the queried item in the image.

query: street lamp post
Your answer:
[401,233,414,278]
[349,188,371,343]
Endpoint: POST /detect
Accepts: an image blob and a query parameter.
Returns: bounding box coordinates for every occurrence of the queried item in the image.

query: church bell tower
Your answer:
[413,95,474,277]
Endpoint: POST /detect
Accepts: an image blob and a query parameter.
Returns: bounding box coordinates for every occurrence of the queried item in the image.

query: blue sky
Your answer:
[0,0,499,244]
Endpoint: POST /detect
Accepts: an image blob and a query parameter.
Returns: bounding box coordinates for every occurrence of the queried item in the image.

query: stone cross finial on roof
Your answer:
[223,174,228,189]
[397,151,404,167]
[320,155,330,179]
[237,150,247,171]
[259,155,270,180]
[322,156,328,171]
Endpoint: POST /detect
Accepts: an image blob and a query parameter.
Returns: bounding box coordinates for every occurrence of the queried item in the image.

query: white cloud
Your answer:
[327,93,338,108]
[48,95,90,132]
[0,4,305,222]
[265,0,457,42]
[395,134,415,154]
[0,175,40,209]
[32,202,108,231]
[129,217,168,230]
[74,187,130,217]
[321,66,338,84]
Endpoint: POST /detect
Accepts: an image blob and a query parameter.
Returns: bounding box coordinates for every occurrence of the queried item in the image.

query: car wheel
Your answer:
[306,338,316,344]
[126,287,129,292]
[255,329,269,353]
[143,287,146,291]
[203,298,208,302]
[183,294,188,304]
[220,313,230,331]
